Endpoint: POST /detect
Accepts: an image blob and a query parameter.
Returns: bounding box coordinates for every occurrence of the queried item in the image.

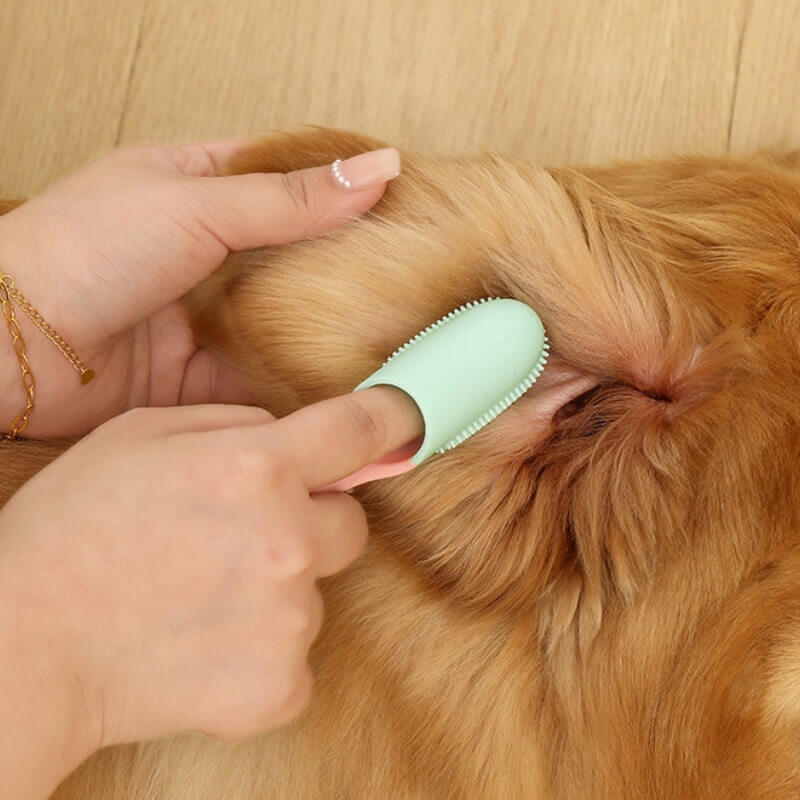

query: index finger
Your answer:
[268,386,424,489]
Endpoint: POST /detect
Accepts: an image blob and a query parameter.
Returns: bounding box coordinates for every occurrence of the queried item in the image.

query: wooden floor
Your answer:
[1,0,799,196]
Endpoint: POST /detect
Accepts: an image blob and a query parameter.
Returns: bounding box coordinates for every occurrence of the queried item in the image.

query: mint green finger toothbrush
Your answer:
[327,298,549,491]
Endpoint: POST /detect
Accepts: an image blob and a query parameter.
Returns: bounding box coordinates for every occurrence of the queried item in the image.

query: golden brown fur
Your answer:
[4,130,800,798]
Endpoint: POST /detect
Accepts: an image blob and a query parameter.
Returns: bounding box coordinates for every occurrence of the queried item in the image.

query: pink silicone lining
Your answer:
[314,438,421,493]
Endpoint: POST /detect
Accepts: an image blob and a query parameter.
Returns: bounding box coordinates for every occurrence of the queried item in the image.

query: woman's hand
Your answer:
[0,386,422,799]
[0,141,401,438]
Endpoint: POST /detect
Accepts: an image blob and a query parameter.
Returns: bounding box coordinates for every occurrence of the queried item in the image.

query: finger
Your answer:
[268,386,424,489]
[179,348,259,406]
[189,148,401,251]
[298,587,325,648]
[109,403,274,438]
[164,139,254,177]
[108,140,253,177]
[309,492,370,577]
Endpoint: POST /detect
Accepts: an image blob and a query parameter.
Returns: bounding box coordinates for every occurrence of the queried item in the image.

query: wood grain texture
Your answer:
[119,0,747,162]
[0,0,798,196]
[0,0,145,196]
[728,0,800,155]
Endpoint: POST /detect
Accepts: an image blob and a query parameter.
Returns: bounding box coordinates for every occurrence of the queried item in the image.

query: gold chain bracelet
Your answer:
[0,271,94,440]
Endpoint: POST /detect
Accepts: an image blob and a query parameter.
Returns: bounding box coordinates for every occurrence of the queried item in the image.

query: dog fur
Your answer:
[4,129,800,798]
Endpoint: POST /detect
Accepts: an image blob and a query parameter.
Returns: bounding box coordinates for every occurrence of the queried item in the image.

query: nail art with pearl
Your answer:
[331,159,351,189]
[328,148,402,192]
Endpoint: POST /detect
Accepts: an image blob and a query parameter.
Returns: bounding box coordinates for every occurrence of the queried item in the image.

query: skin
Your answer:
[0,140,396,437]
[0,141,422,799]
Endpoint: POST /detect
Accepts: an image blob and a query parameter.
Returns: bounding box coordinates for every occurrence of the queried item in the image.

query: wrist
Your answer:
[0,216,25,428]
[0,534,101,797]
[0,210,83,438]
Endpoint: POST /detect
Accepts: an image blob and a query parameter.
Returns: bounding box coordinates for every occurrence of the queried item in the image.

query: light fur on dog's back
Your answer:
[4,130,800,798]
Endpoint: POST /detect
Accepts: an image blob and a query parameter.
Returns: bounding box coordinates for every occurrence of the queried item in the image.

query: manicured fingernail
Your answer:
[330,148,401,192]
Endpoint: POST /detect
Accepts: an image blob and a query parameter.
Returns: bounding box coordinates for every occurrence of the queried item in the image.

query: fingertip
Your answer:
[274,385,425,490]
[328,148,402,193]
[190,147,401,250]
[281,155,397,232]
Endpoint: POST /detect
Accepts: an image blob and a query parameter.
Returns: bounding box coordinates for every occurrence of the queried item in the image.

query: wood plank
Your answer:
[2,0,791,200]
[119,0,745,164]
[0,0,145,196]
[728,0,800,155]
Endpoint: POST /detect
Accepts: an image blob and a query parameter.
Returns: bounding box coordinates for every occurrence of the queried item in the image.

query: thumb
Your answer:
[178,348,258,407]
[189,148,402,251]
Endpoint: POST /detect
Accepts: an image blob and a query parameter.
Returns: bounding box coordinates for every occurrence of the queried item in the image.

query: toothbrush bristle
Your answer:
[435,333,549,455]
[376,299,548,456]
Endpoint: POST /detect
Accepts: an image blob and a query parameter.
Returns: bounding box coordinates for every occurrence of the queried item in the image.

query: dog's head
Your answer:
[193,130,800,648]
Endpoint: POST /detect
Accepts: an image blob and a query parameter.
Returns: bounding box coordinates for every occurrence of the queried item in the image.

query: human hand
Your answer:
[0,140,401,438]
[0,385,422,799]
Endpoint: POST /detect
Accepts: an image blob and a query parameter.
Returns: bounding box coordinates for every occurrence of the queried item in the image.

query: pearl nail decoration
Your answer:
[331,159,351,189]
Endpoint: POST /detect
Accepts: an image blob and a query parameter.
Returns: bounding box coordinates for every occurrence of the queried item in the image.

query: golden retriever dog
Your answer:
[4,129,800,799]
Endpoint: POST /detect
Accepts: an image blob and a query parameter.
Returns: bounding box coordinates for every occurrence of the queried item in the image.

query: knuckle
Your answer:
[341,396,388,454]
[162,144,203,175]
[279,170,315,218]
[198,688,266,742]
[271,666,313,724]
[281,605,315,638]
[205,669,314,737]
[264,533,315,580]
[233,448,285,491]
[280,591,324,640]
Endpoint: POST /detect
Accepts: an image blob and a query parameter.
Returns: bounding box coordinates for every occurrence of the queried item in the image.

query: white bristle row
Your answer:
[374,297,550,456]
[435,335,550,454]
[383,297,498,365]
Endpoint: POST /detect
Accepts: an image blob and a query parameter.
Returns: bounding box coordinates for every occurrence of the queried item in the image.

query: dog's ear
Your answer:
[225,126,389,176]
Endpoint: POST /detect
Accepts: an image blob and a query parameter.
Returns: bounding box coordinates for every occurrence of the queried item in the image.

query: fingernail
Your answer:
[330,148,401,192]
